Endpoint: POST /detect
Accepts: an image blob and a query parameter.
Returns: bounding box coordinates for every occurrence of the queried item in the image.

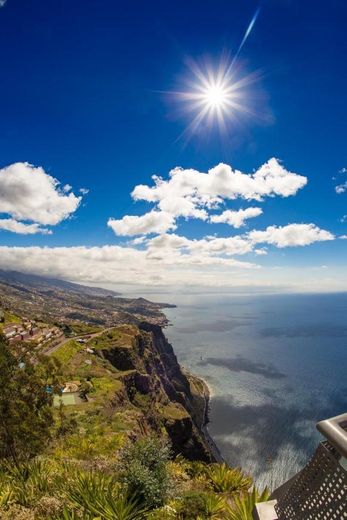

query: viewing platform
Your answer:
[253,412,347,519]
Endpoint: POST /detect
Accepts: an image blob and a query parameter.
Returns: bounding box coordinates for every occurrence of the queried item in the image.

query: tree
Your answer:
[0,334,60,465]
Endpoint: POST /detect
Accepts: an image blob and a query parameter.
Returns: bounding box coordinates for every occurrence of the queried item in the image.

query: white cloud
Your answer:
[0,245,258,290]
[0,219,51,235]
[0,163,82,231]
[110,159,306,236]
[0,240,344,293]
[146,223,333,259]
[131,159,307,221]
[80,188,90,195]
[210,207,263,228]
[0,0,7,7]
[108,210,176,236]
[340,235,347,240]
[0,157,335,290]
[147,233,254,259]
[249,224,334,248]
[335,182,347,194]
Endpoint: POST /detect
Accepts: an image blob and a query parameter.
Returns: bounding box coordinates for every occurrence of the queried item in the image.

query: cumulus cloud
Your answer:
[146,223,334,259]
[210,207,263,228]
[0,162,82,234]
[334,167,347,193]
[132,158,306,212]
[0,157,335,289]
[249,224,334,248]
[0,245,258,290]
[0,222,337,290]
[0,219,51,235]
[108,210,176,236]
[335,182,347,194]
[109,158,306,236]
[0,162,81,225]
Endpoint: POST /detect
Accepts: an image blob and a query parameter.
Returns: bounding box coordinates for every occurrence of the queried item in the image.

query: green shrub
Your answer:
[176,491,209,519]
[118,438,171,509]
[176,491,228,519]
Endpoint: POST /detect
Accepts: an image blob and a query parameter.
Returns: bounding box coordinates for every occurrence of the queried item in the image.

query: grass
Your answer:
[53,393,83,407]
[92,376,123,398]
[88,327,136,351]
[160,403,189,422]
[0,310,21,330]
[52,339,83,364]
[65,322,103,336]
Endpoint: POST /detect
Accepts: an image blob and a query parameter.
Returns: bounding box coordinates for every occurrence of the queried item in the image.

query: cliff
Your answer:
[95,322,214,462]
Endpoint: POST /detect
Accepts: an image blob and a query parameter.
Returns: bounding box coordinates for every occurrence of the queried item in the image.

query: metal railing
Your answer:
[274,412,347,519]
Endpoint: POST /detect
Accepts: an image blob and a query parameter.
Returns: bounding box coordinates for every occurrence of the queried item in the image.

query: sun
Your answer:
[170,56,258,142]
[203,83,230,108]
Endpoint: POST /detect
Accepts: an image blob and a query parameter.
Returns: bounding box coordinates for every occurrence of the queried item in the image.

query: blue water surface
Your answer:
[152,292,347,489]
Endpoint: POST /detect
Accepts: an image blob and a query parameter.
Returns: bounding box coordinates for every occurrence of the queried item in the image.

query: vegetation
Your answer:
[52,339,83,364]
[88,326,136,351]
[0,335,60,466]
[0,455,269,519]
[60,322,102,337]
[0,309,21,329]
[0,331,270,519]
[118,438,171,509]
[207,464,252,495]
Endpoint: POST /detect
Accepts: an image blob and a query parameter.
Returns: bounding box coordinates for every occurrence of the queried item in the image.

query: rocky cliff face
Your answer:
[97,322,214,462]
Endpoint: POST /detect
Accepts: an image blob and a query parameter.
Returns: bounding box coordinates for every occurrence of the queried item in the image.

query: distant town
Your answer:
[1,315,62,346]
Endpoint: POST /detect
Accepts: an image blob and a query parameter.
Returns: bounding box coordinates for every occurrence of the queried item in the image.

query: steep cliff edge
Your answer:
[94,322,214,462]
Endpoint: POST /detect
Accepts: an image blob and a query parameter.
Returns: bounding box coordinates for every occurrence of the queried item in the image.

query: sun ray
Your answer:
[171,56,260,143]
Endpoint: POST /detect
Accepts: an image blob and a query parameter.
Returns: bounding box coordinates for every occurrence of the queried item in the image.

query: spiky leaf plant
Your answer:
[66,471,147,519]
[208,464,252,495]
[224,487,271,520]
[204,493,228,518]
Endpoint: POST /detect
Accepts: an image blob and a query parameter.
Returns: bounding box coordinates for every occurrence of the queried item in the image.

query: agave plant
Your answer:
[0,485,13,509]
[207,464,252,495]
[4,459,53,507]
[204,493,228,518]
[66,471,147,519]
[90,493,149,520]
[224,487,271,520]
[50,506,83,520]
[187,460,209,478]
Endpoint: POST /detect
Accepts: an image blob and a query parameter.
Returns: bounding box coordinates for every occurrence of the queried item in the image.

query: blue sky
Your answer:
[0,0,346,292]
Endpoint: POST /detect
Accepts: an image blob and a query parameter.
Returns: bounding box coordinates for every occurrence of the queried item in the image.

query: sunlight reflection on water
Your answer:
[153,292,347,489]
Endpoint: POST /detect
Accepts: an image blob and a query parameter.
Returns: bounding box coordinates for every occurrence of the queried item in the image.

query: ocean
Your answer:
[149,291,347,490]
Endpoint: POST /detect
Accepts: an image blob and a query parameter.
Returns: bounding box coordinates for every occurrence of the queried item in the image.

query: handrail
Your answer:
[316,412,347,458]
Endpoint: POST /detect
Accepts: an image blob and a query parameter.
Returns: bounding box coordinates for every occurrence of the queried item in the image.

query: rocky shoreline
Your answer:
[184,370,224,463]
[161,311,224,463]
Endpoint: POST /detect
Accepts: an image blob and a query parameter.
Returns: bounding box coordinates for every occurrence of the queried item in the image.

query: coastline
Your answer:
[162,308,224,463]
[183,368,224,463]
[194,374,225,464]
